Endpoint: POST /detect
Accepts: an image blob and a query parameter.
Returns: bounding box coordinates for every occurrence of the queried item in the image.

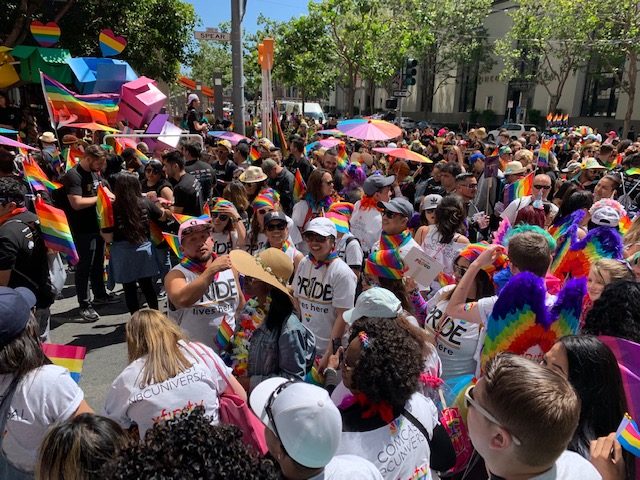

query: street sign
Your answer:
[195,28,231,42]
[393,90,411,97]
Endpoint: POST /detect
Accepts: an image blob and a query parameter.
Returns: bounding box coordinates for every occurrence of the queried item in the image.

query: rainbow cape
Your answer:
[616,414,640,457]
[293,168,306,202]
[537,138,555,167]
[162,232,183,259]
[22,157,62,192]
[41,343,86,383]
[215,316,234,351]
[34,197,79,264]
[249,146,260,163]
[96,184,114,229]
[504,173,533,205]
[337,143,348,171]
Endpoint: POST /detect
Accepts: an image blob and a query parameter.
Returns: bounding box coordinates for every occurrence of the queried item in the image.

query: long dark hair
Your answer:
[435,194,466,244]
[265,288,294,331]
[556,190,593,220]
[113,173,147,244]
[306,168,330,203]
[0,317,49,377]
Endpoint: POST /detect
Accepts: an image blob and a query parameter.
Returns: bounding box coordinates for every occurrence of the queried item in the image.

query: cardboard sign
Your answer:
[484,155,500,178]
[404,247,444,286]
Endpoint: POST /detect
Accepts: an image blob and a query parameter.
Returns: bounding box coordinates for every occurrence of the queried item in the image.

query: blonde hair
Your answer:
[126,309,192,387]
[591,258,634,285]
[624,216,640,247]
[514,149,533,166]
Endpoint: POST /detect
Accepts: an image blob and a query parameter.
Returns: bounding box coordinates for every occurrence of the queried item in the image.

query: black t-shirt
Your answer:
[268,168,295,216]
[285,154,314,183]
[111,198,162,243]
[211,159,237,197]
[0,210,53,307]
[61,164,106,234]
[187,108,200,135]
[172,172,203,216]
[185,159,217,202]
[141,178,173,197]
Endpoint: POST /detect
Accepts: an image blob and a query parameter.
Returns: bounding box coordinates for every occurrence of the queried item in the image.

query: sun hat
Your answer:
[363,174,395,196]
[250,378,342,469]
[364,249,405,280]
[378,197,414,218]
[217,139,232,152]
[230,248,293,298]
[582,157,607,170]
[264,211,287,226]
[561,160,582,173]
[178,216,212,243]
[503,160,526,176]
[258,138,275,150]
[475,127,488,139]
[0,287,36,349]
[62,134,79,145]
[252,187,280,210]
[343,287,402,326]
[304,217,337,238]
[39,132,57,144]
[421,194,443,211]
[187,93,199,105]
[239,166,268,183]
[499,146,513,156]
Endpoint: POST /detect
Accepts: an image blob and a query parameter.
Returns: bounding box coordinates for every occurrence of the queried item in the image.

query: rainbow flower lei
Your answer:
[231,296,271,377]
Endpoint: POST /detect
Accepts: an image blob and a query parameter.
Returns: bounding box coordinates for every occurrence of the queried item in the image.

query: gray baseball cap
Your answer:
[363,174,395,196]
[378,197,414,217]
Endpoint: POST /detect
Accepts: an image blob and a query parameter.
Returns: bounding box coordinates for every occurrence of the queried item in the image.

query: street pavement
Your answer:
[49,272,166,409]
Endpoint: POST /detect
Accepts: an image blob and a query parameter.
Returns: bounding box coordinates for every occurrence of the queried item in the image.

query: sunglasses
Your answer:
[324,180,334,185]
[383,210,401,219]
[304,232,329,243]
[533,184,551,190]
[257,208,273,216]
[453,264,468,276]
[265,381,294,440]
[464,386,522,446]
[266,222,287,231]
[211,213,229,221]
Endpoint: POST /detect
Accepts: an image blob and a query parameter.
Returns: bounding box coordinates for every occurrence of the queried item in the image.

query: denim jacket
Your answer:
[248,313,308,390]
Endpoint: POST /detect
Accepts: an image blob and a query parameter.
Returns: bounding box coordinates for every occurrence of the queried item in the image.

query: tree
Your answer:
[190,39,232,90]
[1,0,197,82]
[495,0,600,114]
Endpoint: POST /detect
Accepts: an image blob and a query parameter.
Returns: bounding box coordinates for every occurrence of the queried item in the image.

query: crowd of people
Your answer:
[0,111,639,480]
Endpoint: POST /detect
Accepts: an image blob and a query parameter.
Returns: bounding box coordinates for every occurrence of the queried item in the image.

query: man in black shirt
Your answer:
[262,158,295,215]
[182,140,216,202]
[61,145,116,322]
[162,150,203,216]
[211,140,237,197]
[0,177,54,338]
[284,136,314,183]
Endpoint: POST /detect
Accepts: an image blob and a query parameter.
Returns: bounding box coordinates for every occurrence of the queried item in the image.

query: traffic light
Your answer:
[385,98,398,109]
[404,58,418,86]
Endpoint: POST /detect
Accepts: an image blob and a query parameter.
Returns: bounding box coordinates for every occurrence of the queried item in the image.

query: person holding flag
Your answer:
[500,173,557,224]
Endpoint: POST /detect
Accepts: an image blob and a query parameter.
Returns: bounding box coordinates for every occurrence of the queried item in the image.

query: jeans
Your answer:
[74,232,107,308]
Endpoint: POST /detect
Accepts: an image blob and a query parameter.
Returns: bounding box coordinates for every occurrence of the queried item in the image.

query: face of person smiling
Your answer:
[304,232,334,261]
[265,220,288,247]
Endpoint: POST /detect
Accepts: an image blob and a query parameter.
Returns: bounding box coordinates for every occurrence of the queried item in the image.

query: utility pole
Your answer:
[231,0,246,135]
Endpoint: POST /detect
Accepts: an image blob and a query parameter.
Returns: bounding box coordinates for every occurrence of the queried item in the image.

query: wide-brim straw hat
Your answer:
[239,165,268,183]
[230,248,293,299]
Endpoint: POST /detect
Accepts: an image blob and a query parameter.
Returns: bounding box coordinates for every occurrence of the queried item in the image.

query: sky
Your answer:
[188,0,310,34]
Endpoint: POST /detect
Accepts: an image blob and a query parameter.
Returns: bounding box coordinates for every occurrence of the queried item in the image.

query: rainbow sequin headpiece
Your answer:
[252,187,280,210]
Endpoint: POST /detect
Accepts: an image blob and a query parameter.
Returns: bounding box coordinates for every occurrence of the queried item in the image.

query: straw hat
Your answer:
[475,127,487,139]
[230,248,293,299]
[39,132,57,144]
[239,166,267,183]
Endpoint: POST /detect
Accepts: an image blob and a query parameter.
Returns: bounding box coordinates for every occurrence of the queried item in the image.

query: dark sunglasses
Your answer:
[453,264,468,276]
[383,210,401,219]
[304,232,329,243]
[211,213,229,221]
[266,221,287,231]
[533,184,551,190]
[265,381,294,440]
[257,208,273,215]
[324,180,334,185]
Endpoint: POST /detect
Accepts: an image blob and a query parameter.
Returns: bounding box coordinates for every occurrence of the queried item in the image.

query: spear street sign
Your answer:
[195,28,231,42]
[393,90,411,98]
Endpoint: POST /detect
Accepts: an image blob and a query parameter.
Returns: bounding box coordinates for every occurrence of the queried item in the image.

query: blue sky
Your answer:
[188,0,309,34]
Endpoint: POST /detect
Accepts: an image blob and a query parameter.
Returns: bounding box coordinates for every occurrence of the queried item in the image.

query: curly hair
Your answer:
[434,194,467,244]
[348,317,423,411]
[583,280,640,343]
[104,407,277,479]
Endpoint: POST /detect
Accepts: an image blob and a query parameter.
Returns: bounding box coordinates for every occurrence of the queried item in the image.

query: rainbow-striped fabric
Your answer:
[96,184,114,229]
[293,169,306,202]
[537,138,555,167]
[34,197,79,264]
[41,343,86,383]
[616,414,640,457]
[504,173,533,205]
[215,316,234,351]
[252,188,280,210]
[364,249,404,280]
[23,157,61,192]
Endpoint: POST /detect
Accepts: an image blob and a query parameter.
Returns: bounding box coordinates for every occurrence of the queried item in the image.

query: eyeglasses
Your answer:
[211,213,229,221]
[383,210,401,219]
[257,208,273,216]
[323,180,334,185]
[266,222,287,231]
[533,184,551,190]
[304,232,329,243]
[453,264,468,276]
[265,381,294,440]
[464,386,522,446]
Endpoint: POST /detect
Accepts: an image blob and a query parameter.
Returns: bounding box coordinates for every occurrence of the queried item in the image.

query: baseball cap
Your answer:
[264,210,287,225]
[378,197,414,217]
[258,138,275,150]
[250,378,342,469]
[590,206,620,227]
[469,152,486,164]
[187,93,199,104]
[561,160,582,173]
[304,217,337,238]
[178,217,212,242]
[261,158,278,174]
[421,194,443,211]
[499,146,512,156]
[363,174,395,196]
[0,287,36,348]
[343,287,402,326]
[217,139,232,152]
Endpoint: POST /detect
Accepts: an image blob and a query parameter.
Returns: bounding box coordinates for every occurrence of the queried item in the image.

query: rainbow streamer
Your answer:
[600,336,640,425]
[504,173,533,205]
[34,197,79,264]
[23,157,62,192]
[215,316,234,351]
[626,168,640,176]
[249,146,261,163]
[537,138,555,167]
[41,72,119,126]
[293,169,306,202]
[616,414,640,457]
[41,343,86,383]
[96,184,114,229]
[162,233,183,259]
[337,143,348,171]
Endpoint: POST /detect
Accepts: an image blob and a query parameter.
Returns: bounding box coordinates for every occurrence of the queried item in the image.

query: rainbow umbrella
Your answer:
[337,118,401,141]
[317,129,345,136]
[372,147,432,163]
[208,130,250,145]
[67,122,120,132]
[0,127,18,134]
[305,138,344,154]
[0,135,38,150]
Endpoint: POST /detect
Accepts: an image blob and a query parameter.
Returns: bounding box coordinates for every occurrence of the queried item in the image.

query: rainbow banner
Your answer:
[215,316,234,351]
[41,72,119,127]
[41,343,86,383]
[537,138,555,167]
[23,157,62,192]
[163,232,183,259]
[504,173,533,205]
[337,143,348,171]
[35,197,79,264]
[249,146,260,163]
[616,414,640,457]
[96,184,114,229]
[271,106,288,154]
[293,169,306,202]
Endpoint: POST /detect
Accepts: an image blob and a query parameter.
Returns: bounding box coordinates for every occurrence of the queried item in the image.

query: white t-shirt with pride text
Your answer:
[350,202,382,255]
[293,256,357,352]
[104,340,230,439]
[211,230,239,256]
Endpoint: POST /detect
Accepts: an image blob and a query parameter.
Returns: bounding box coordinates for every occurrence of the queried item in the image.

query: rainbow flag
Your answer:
[620,215,633,235]
[293,169,306,202]
[135,148,149,164]
[215,316,234,351]
[616,414,640,457]
[96,184,114,229]
[203,201,211,217]
[504,173,533,205]
[35,197,79,264]
[113,139,124,155]
[626,167,640,176]
[63,146,82,172]
[149,221,164,246]
[41,343,86,383]
[537,138,555,167]
[23,157,62,192]
[163,232,183,259]
[337,143,348,171]
[41,72,119,126]
[249,146,260,163]
[271,106,288,154]
[437,271,456,287]
[305,365,325,386]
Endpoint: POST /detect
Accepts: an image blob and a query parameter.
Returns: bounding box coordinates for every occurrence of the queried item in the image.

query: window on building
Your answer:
[486,96,493,110]
[580,57,620,117]
[458,61,479,113]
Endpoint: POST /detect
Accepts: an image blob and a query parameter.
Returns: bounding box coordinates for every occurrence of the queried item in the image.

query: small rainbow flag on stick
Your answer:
[537,138,555,167]
[616,414,640,457]
[337,143,348,171]
[35,197,79,264]
[63,146,82,171]
[96,184,114,229]
[23,157,62,192]
[249,146,260,163]
[293,169,306,202]
[504,173,533,205]
[41,343,86,383]
[163,232,183,259]
[215,316,234,351]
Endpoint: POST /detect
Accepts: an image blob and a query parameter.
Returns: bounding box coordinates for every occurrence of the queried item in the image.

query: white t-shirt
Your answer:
[350,201,382,255]
[104,340,230,439]
[211,229,238,256]
[309,455,384,480]
[336,393,439,480]
[167,265,240,351]
[336,232,364,268]
[1,365,83,472]
[293,257,357,352]
[501,195,559,224]
[424,285,481,380]
[529,450,601,480]
[420,227,467,294]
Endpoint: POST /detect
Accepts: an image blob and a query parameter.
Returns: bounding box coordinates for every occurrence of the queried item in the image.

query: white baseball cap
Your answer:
[250,378,342,468]
[590,206,620,227]
[304,217,337,238]
[343,287,402,326]
[187,93,199,104]
[420,194,443,211]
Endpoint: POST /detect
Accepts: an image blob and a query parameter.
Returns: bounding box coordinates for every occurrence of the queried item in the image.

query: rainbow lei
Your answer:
[231,296,271,377]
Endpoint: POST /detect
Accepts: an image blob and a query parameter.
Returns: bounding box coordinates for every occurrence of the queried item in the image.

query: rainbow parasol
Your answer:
[372,147,432,163]
[337,118,401,141]
[207,130,250,145]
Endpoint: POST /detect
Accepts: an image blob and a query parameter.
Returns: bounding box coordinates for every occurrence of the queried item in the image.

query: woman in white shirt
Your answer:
[104,309,246,439]
[210,197,246,256]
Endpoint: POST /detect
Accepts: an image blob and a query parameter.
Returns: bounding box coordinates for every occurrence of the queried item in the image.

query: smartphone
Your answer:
[332,338,342,355]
